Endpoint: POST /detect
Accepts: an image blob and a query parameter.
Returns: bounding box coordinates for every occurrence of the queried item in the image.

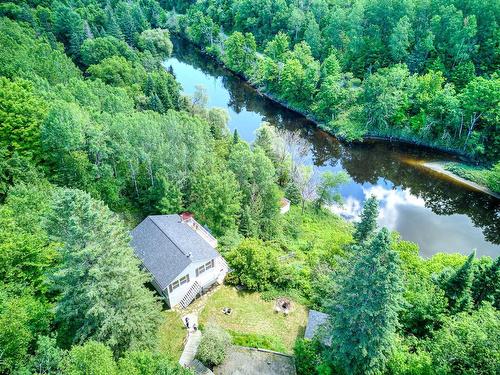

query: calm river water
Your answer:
[165,38,499,258]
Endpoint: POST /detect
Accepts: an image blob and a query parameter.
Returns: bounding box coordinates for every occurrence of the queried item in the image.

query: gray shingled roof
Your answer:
[305,310,330,345]
[130,215,219,290]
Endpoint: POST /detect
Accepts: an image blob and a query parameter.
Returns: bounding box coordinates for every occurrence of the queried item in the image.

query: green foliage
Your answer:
[189,167,242,237]
[0,182,56,293]
[0,289,52,372]
[223,31,256,74]
[87,56,146,89]
[177,1,500,161]
[46,189,162,356]
[226,238,279,291]
[444,162,500,194]
[30,336,66,375]
[196,324,231,367]
[386,337,433,375]
[472,257,499,308]
[294,339,324,375]
[0,77,46,160]
[80,36,137,67]
[0,17,80,84]
[353,196,379,244]
[328,229,404,375]
[427,304,500,375]
[400,279,448,338]
[137,29,173,56]
[229,330,286,353]
[313,171,350,212]
[439,251,476,313]
[118,350,192,375]
[64,341,117,375]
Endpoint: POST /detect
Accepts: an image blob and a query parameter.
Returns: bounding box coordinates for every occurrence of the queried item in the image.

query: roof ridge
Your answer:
[148,216,191,259]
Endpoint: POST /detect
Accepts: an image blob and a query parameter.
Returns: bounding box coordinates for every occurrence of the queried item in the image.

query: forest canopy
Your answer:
[0,0,498,374]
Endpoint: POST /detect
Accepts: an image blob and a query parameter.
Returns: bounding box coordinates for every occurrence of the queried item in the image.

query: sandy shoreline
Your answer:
[421,161,500,199]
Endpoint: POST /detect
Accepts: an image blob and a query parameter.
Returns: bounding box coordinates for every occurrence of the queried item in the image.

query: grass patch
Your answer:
[444,161,500,193]
[444,162,490,186]
[229,330,287,353]
[157,310,187,361]
[199,285,307,354]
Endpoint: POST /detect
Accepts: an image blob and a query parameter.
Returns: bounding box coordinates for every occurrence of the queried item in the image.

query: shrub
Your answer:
[196,324,231,367]
[137,29,173,56]
[229,330,286,353]
[294,339,322,375]
[487,162,500,193]
[225,238,279,291]
[63,341,117,375]
[426,304,500,374]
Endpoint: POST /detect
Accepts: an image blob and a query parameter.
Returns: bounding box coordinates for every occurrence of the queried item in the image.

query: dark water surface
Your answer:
[164,38,499,258]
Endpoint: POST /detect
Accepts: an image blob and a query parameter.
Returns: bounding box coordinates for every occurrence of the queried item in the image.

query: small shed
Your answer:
[279,197,291,214]
[305,310,331,346]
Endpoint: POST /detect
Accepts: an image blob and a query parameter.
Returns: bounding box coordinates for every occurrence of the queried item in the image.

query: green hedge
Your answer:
[229,330,287,353]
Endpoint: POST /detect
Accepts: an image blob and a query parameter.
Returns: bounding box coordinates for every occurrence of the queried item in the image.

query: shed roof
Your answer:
[130,215,219,290]
[305,310,331,345]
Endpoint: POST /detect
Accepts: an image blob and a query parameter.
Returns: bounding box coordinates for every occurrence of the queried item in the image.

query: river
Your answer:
[164,38,499,258]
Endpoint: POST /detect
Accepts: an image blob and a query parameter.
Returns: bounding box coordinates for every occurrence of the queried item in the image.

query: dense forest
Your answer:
[0,0,498,374]
[169,0,499,186]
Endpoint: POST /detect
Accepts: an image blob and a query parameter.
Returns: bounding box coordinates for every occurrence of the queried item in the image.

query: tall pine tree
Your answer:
[353,196,379,244]
[46,188,162,356]
[442,251,476,313]
[328,228,403,375]
[471,256,499,308]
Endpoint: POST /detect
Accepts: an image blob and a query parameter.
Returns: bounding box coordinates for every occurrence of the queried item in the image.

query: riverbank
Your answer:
[420,161,500,199]
[172,33,480,164]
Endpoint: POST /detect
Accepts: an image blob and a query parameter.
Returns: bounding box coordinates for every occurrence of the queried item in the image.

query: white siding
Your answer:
[164,257,227,307]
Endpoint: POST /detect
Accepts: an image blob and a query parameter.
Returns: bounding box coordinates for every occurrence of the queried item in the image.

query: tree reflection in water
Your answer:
[166,37,499,257]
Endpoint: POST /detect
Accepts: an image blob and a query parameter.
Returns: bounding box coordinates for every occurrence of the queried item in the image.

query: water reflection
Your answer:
[165,37,499,258]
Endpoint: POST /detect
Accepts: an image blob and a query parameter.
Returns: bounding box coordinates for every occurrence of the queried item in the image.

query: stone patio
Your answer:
[214,346,296,375]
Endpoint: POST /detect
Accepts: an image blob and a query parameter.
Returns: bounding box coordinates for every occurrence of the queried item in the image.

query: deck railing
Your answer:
[184,218,218,248]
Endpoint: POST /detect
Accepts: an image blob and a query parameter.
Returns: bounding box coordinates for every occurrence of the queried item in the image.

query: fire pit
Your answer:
[274,297,292,315]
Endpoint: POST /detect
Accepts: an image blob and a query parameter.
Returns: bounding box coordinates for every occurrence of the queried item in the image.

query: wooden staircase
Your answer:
[179,281,202,309]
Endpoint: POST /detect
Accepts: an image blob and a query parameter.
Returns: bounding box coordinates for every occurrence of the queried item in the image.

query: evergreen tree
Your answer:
[105,8,123,39]
[232,129,240,144]
[148,93,165,113]
[442,251,476,313]
[471,256,499,308]
[328,228,404,375]
[353,196,379,244]
[46,189,162,356]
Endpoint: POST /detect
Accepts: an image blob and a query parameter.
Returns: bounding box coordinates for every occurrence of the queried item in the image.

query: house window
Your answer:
[196,260,215,276]
[180,274,190,285]
[196,264,205,277]
[168,274,189,293]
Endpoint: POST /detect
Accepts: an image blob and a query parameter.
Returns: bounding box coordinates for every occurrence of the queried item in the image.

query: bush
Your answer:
[294,339,322,375]
[137,29,173,56]
[487,162,500,193]
[225,238,279,291]
[196,324,231,367]
[229,330,286,353]
[426,304,500,374]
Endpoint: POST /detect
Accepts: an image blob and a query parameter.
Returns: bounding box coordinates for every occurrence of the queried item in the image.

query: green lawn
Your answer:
[199,285,308,354]
[157,310,187,361]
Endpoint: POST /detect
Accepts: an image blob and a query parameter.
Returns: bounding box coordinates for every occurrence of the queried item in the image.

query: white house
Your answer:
[131,213,229,308]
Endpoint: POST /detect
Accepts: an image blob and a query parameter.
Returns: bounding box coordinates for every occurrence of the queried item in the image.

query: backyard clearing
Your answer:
[198,285,308,353]
[214,346,296,375]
